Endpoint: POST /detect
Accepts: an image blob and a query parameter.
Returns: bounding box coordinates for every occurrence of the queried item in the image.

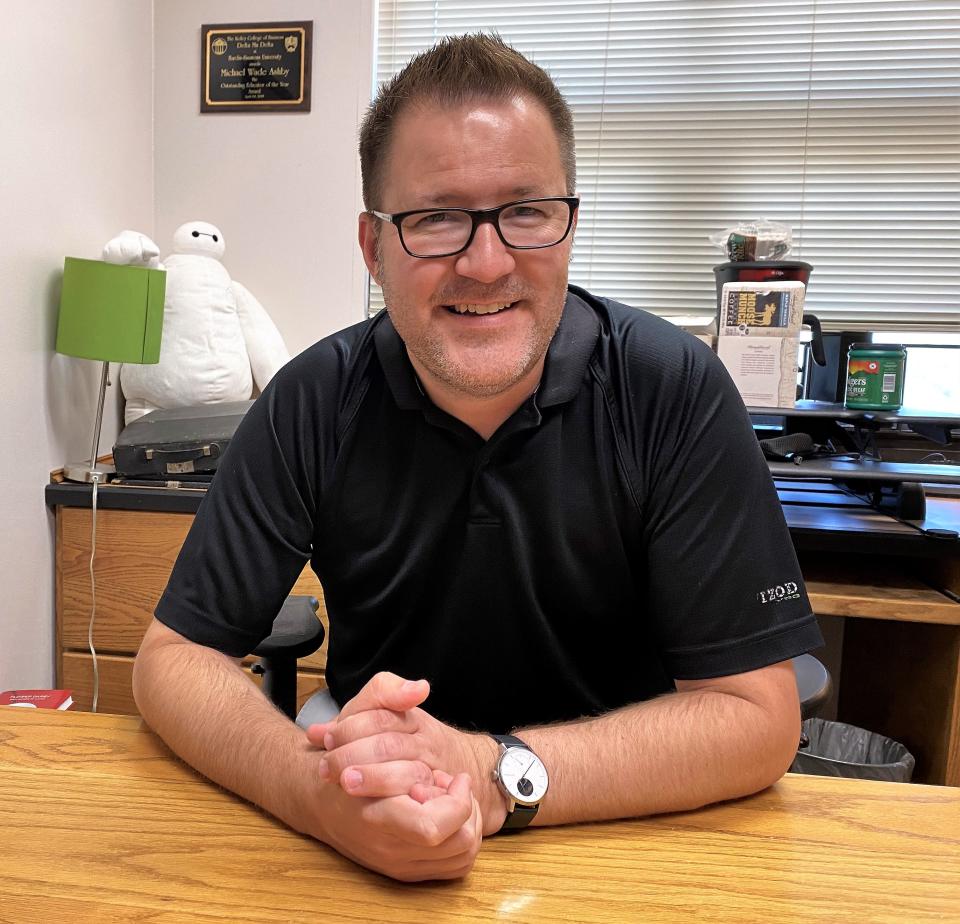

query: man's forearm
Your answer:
[516,670,799,826]
[131,622,315,830]
[309,664,800,833]
[133,633,486,881]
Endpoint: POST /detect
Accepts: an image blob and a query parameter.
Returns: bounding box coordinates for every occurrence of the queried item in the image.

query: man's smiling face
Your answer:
[359,96,575,400]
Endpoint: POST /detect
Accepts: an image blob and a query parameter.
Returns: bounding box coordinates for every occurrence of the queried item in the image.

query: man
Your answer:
[133,34,822,882]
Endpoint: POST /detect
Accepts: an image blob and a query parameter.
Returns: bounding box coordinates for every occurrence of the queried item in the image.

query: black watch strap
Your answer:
[491,733,528,749]
[500,803,539,831]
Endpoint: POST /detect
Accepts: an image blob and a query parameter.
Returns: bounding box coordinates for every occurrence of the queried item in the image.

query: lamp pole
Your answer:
[64,360,114,483]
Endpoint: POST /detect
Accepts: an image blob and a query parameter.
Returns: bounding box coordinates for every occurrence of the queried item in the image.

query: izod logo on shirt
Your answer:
[757,582,801,605]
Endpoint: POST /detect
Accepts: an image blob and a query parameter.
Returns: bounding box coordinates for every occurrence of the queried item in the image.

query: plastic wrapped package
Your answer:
[709,219,793,261]
[790,718,915,782]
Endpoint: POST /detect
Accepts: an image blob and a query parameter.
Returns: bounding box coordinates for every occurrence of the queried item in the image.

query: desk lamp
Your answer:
[56,257,165,483]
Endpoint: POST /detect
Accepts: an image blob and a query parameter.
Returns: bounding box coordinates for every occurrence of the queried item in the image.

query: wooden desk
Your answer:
[2,709,958,923]
[778,485,960,787]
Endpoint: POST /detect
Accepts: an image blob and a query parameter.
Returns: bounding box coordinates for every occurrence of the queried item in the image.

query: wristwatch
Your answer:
[489,733,549,832]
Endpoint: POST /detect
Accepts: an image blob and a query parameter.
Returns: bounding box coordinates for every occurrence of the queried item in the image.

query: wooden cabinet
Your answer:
[55,505,328,715]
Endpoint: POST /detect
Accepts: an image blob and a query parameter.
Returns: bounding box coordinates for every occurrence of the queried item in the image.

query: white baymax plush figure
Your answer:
[103,221,290,424]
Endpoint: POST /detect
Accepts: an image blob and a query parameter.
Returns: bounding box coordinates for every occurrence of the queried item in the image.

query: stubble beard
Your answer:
[380,269,567,399]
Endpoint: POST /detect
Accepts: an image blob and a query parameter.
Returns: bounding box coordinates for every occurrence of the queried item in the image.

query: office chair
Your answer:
[794,652,832,755]
[794,653,831,721]
[251,595,325,719]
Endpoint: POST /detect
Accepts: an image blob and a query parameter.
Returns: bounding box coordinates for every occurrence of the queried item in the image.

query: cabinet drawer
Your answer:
[62,652,327,716]
[57,506,329,671]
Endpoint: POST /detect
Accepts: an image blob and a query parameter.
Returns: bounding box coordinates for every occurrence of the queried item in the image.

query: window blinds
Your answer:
[371,1,960,331]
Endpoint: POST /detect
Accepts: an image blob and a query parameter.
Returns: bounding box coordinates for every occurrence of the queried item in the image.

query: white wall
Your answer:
[1,2,374,688]
[0,2,155,688]
[154,1,375,356]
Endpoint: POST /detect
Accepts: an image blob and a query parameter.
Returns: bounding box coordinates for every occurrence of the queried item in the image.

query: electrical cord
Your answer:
[88,473,101,713]
[917,452,957,465]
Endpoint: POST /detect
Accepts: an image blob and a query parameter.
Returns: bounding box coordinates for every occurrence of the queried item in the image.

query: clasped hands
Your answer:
[304,671,505,881]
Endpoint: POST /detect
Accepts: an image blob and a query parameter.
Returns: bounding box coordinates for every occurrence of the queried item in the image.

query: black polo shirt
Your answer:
[156,286,821,732]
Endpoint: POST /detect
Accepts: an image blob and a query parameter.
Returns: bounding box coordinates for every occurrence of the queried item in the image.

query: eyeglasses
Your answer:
[371,196,579,259]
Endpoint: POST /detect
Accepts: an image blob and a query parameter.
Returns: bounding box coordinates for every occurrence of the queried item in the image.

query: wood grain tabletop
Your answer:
[1,707,957,923]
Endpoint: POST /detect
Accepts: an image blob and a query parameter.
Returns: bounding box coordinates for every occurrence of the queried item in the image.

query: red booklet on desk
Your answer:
[0,689,73,710]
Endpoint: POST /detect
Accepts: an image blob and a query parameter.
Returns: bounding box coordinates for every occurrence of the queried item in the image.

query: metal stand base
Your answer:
[62,462,114,484]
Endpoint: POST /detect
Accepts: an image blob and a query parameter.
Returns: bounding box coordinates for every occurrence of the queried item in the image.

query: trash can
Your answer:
[790,718,915,782]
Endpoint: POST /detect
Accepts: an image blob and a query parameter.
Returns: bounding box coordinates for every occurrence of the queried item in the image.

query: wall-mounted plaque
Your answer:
[201,21,312,113]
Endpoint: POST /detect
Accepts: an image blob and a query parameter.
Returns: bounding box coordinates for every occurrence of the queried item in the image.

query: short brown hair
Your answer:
[359,33,576,210]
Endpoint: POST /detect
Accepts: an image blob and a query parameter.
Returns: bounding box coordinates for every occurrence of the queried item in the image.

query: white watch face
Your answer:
[498,746,549,805]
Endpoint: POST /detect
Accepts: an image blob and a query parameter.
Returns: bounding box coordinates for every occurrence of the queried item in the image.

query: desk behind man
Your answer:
[132,34,822,881]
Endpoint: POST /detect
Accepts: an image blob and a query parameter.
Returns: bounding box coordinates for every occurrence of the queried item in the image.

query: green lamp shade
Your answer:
[56,257,165,363]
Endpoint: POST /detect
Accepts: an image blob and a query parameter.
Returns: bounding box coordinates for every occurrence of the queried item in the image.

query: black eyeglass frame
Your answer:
[371,196,580,259]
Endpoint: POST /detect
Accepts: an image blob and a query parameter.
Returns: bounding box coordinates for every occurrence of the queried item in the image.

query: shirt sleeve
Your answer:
[154,369,321,657]
[637,335,823,679]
